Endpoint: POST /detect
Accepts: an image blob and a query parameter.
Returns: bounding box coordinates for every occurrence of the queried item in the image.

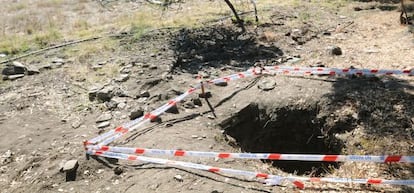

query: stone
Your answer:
[54,62,64,68]
[286,56,301,64]
[117,102,126,109]
[207,115,215,119]
[139,91,150,98]
[183,101,195,109]
[104,101,118,110]
[97,61,107,66]
[12,61,25,68]
[92,65,103,70]
[39,64,52,71]
[115,74,129,82]
[137,97,147,103]
[141,78,162,90]
[258,79,276,91]
[113,167,123,175]
[214,81,228,87]
[5,74,25,80]
[2,62,27,75]
[119,67,131,74]
[88,87,101,101]
[97,121,110,128]
[52,58,65,64]
[27,66,40,75]
[113,87,127,97]
[96,113,112,123]
[199,72,210,79]
[160,88,182,101]
[328,46,342,56]
[1,150,13,165]
[111,96,126,104]
[62,160,79,172]
[149,65,157,70]
[96,87,114,102]
[354,7,362,11]
[165,104,179,114]
[192,97,202,106]
[71,121,82,129]
[167,88,183,96]
[62,159,78,182]
[161,72,173,80]
[130,108,144,120]
[174,175,183,182]
[199,92,212,99]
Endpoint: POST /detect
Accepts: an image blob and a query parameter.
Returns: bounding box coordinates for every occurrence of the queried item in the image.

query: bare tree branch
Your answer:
[223,0,246,32]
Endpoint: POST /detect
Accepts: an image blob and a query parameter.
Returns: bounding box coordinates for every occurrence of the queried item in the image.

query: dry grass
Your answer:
[0,0,355,57]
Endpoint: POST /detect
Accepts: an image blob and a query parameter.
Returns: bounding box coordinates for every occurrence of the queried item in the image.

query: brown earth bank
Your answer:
[0,0,413,193]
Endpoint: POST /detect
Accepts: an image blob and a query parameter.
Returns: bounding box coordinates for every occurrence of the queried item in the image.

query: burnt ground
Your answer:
[0,1,414,193]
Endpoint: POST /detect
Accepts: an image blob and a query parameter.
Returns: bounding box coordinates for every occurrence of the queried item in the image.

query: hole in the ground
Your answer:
[220,103,345,176]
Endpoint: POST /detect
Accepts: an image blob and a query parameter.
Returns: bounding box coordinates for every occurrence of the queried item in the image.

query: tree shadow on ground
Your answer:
[323,76,414,192]
[353,0,402,11]
[169,25,283,74]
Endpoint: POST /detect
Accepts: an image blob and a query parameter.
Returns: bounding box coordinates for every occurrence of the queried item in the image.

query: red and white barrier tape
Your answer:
[87,150,414,188]
[87,145,414,163]
[85,65,414,189]
[86,65,413,146]
[266,66,413,76]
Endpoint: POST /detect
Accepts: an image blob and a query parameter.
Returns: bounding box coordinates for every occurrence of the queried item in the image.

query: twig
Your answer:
[250,0,259,23]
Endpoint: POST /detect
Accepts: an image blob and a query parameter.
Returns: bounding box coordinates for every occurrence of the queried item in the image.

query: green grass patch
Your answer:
[0,28,62,56]
[34,28,62,47]
[0,35,31,55]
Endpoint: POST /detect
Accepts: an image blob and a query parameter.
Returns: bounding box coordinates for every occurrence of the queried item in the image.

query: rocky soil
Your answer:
[0,1,413,193]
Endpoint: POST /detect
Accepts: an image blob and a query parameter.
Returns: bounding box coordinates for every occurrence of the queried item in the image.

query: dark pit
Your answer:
[220,103,344,176]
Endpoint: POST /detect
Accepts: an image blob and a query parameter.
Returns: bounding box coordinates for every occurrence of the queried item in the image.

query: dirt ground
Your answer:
[0,0,414,193]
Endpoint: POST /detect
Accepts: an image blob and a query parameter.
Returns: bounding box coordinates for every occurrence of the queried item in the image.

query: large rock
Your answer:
[327,46,342,56]
[62,160,79,172]
[2,61,27,75]
[258,79,276,91]
[96,86,115,102]
[88,87,101,101]
[129,108,144,120]
[61,159,79,182]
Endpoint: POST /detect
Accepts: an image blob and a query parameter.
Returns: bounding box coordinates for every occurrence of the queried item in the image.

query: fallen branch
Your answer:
[0,36,102,65]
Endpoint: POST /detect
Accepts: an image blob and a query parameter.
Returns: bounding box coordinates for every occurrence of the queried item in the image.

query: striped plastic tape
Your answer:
[87,145,414,163]
[87,150,414,188]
